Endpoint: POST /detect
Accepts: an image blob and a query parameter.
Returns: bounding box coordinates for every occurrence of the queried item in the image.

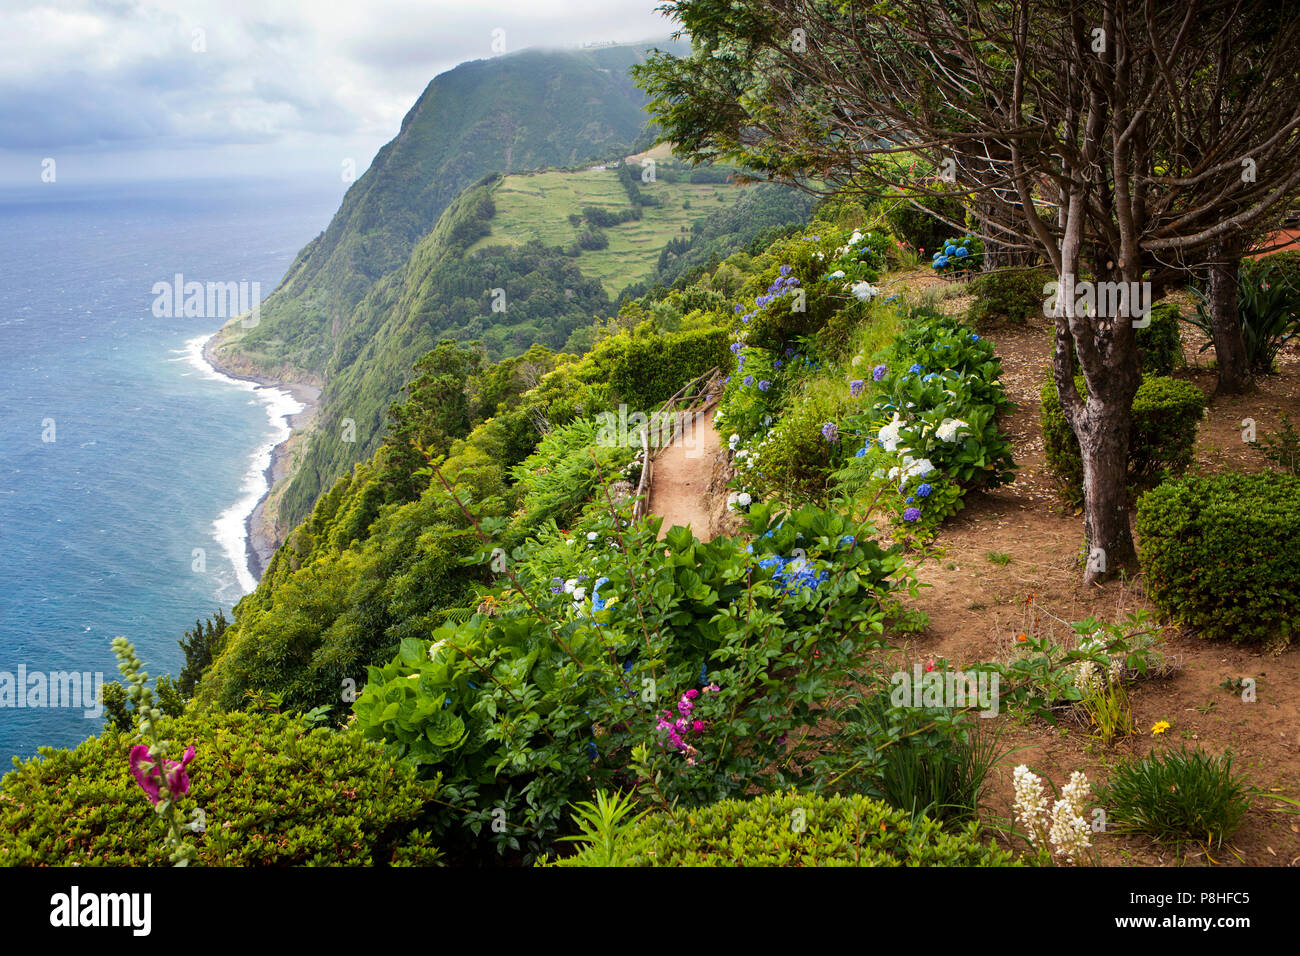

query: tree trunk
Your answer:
[1075,392,1139,583]
[1208,239,1253,394]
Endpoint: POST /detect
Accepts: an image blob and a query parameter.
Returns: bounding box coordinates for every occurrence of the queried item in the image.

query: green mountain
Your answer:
[222,43,669,376]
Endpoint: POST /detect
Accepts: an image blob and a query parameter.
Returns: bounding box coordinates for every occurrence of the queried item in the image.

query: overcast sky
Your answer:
[0,0,677,186]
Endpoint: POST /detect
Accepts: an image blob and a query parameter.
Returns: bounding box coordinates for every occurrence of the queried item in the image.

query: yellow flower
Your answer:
[1151,720,1171,735]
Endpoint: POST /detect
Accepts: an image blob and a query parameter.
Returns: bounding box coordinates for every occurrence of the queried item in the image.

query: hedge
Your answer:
[1136,471,1300,648]
[0,711,439,866]
[589,325,730,411]
[1137,301,1185,376]
[551,791,1021,867]
[1041,375,1205,505]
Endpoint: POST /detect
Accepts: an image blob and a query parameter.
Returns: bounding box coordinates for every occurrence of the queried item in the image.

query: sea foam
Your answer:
[180,334,303,594]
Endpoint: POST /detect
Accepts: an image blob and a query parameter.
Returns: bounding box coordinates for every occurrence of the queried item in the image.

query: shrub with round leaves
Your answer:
[549,790,1021,867]
[0,711,438,866]
[1136,471,1300,648]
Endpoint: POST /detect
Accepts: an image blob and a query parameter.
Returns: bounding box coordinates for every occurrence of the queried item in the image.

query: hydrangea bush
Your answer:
[833,305,1017,541]
[931,235,983,277]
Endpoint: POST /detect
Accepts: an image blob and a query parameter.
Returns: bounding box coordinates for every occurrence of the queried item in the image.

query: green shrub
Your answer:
[736,384,847,503]
[1040,375,1205,505]
[1095,748,1249,849]
[0,711,436,866]
[1136,471,1300,648]
[1136,301,1184,376]
[550,791,1020,866]
[738,232,861,351]
[966,269,1051,326]
[591,325,730,410]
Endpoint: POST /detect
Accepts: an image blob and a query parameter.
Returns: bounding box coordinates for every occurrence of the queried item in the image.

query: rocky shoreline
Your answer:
[201,333,321,584]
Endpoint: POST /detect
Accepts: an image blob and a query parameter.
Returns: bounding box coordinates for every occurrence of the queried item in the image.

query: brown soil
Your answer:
[647,409,724,540]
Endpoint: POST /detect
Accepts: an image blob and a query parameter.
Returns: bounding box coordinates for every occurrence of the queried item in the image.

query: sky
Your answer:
[0,0,677,186]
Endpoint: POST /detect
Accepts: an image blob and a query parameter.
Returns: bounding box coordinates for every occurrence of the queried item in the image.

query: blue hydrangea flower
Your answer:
[872,364,888,382]
[821,421,839,443]
[917,483,932,498]
[734,304,744,314]
[758,380,771,391]
[970,333,981,342]
[909,363,924,374]
[849,379,865,397]
[855,445,868,458]
[955,247,969,258]
[744,375,754,387]
[904,507,922,522]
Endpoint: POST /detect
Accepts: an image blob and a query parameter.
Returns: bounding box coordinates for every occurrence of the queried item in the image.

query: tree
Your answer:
[638,0,1300,581]
[178,608,229,697]
[379,339,484,503]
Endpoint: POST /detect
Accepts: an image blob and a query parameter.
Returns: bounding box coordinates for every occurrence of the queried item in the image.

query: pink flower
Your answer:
[704,683,720,693]
[129,744,195,806]
[692,720,705,733]
[684,689,700,700]
[924,657,936,673]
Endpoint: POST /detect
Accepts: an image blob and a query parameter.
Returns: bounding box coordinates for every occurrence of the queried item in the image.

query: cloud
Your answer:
[0,0,674,180]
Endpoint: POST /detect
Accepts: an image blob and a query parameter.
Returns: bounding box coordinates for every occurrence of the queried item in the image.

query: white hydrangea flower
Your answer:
[877,413,905,452]
[737,492,752,507]
[935,418,970,443]
[563,578,577,593]
[849,230,863,245]
[586,531,599,542]
[850,281,880,302]
[572,586,586,601]
[829,269,846,279]
[428,640,448,660]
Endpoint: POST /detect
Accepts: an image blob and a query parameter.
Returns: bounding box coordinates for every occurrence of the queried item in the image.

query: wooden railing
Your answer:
[631,367,724,519]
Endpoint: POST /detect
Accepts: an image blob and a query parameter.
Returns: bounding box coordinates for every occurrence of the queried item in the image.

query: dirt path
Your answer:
[646,408,722,540]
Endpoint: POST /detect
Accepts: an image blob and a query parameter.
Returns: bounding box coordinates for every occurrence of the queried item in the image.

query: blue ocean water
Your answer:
[0,177,341,760]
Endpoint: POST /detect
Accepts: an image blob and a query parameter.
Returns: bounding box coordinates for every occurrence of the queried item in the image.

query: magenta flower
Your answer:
[129,744,195,806]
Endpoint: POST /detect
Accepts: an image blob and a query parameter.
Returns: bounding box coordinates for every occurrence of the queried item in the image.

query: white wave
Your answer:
[183,333,304,595]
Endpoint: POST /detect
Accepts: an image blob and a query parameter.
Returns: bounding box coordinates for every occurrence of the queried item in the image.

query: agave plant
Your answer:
[1188,259,1300,373]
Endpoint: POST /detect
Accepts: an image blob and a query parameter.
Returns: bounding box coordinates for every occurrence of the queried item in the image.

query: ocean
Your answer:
[0,177,341,760]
